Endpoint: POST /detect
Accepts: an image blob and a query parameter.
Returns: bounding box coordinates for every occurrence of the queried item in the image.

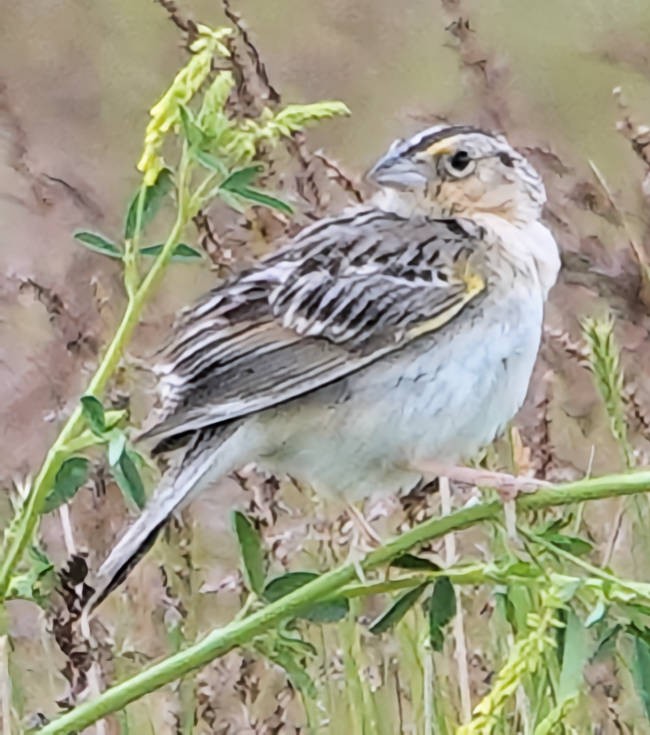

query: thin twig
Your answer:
[440,477,472,723]
[58,506,77,558]
[58,507,107,735]
[154,0,195,36]
[423,640,434,735]
[602,504,626,568]
[0,636,11,735]
[588,159,650,300]
[221,0,280,104]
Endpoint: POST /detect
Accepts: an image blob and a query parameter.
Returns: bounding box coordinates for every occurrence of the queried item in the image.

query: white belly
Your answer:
[253,289,544,500]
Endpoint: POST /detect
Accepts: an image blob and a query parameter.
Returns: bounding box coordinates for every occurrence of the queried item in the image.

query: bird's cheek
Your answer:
[461,177,486,203]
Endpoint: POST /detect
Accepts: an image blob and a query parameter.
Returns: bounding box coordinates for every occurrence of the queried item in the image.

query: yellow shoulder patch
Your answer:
[406,270,485,340]
[462,270,485,296]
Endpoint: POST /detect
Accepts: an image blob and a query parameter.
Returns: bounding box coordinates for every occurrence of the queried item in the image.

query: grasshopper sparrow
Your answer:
[93,124,560,603]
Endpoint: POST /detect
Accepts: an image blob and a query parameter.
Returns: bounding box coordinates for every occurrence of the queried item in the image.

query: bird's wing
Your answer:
[142,208,487,445]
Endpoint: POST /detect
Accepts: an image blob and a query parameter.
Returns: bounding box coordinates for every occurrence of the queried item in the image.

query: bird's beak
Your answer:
[366,152,429,190]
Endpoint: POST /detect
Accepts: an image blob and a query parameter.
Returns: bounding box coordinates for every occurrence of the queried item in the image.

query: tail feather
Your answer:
[89,517,167,610]
[89,423,245,609]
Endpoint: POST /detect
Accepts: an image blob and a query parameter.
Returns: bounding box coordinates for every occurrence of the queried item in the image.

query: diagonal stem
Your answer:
[0,205,188,600]
[36,470,650,735]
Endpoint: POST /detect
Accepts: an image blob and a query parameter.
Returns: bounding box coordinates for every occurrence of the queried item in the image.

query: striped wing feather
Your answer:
[142,209,486,445]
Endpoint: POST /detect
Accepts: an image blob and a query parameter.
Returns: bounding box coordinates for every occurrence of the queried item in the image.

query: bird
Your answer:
[91,124,560,606]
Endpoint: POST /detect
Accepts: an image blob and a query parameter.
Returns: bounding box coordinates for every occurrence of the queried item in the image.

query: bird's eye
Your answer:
[450,150,470,170]
[444,149,474,178]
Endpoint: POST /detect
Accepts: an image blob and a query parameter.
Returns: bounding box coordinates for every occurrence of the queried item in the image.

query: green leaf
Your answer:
[264,572,349,623]
[231,511,266,595]
[264,571,317,599]
[501,583,533,633]
[558,609,590,701]
[194,149,228,175]
[303,597,350,624]
[272,648,317,698]
[217,189,247,213]
[369,583,428,635]
[73,232,122,259]
[107,431,127,467]
[6,546,56,605]
[593,624,621,660]
[429,576,457,651]
[542,532,593,557]
[111,450,146,509]
[633,631,650,719]
[230,186,293,215]
[124,168,174,239]
[277,625,318,657]
[104,408,128,430]
[254,635,317,699]
[555,577,582,603]
[178,104,205,148]
[626,602,650,618]
[270,649,317,698]
[220,165,264,191]
[536,516,571,535]
[390,554,441,572]
[42,457,90,513]
[80,395,106,435]
[139,243,203,261]
[585,599,607,627]
[498,560,542,578]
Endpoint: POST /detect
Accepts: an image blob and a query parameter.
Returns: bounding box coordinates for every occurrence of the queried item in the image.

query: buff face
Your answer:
[368,125,545,226]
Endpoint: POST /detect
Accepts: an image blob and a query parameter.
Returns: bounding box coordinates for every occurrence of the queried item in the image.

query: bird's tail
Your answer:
[90,423,244,609]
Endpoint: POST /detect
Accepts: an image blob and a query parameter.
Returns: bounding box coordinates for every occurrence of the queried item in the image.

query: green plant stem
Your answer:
[123,184,147,298]
[190,171,220,213]
[37,470,650,735]
[524,528,650,601]
[0,204,188,600]
[338,566,493,598]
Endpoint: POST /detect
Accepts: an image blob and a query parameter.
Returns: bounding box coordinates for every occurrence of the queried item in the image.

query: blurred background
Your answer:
[3,1,650,732]
[3,0,650,479]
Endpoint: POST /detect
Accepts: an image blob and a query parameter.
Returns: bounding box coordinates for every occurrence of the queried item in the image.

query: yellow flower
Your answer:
[137,25,232,185]
[456,588,564,735]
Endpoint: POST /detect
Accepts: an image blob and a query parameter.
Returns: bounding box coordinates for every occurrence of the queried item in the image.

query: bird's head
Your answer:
[367,125,546,227]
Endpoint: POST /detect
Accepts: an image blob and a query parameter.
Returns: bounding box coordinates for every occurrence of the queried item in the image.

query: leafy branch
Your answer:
[0,22,349,602]
[36,470,650,734]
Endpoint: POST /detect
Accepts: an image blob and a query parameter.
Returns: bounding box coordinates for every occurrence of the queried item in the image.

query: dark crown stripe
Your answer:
[401,124,490,156]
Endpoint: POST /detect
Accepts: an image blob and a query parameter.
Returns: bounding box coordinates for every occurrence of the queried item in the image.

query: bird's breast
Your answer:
[255,285,545,499]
